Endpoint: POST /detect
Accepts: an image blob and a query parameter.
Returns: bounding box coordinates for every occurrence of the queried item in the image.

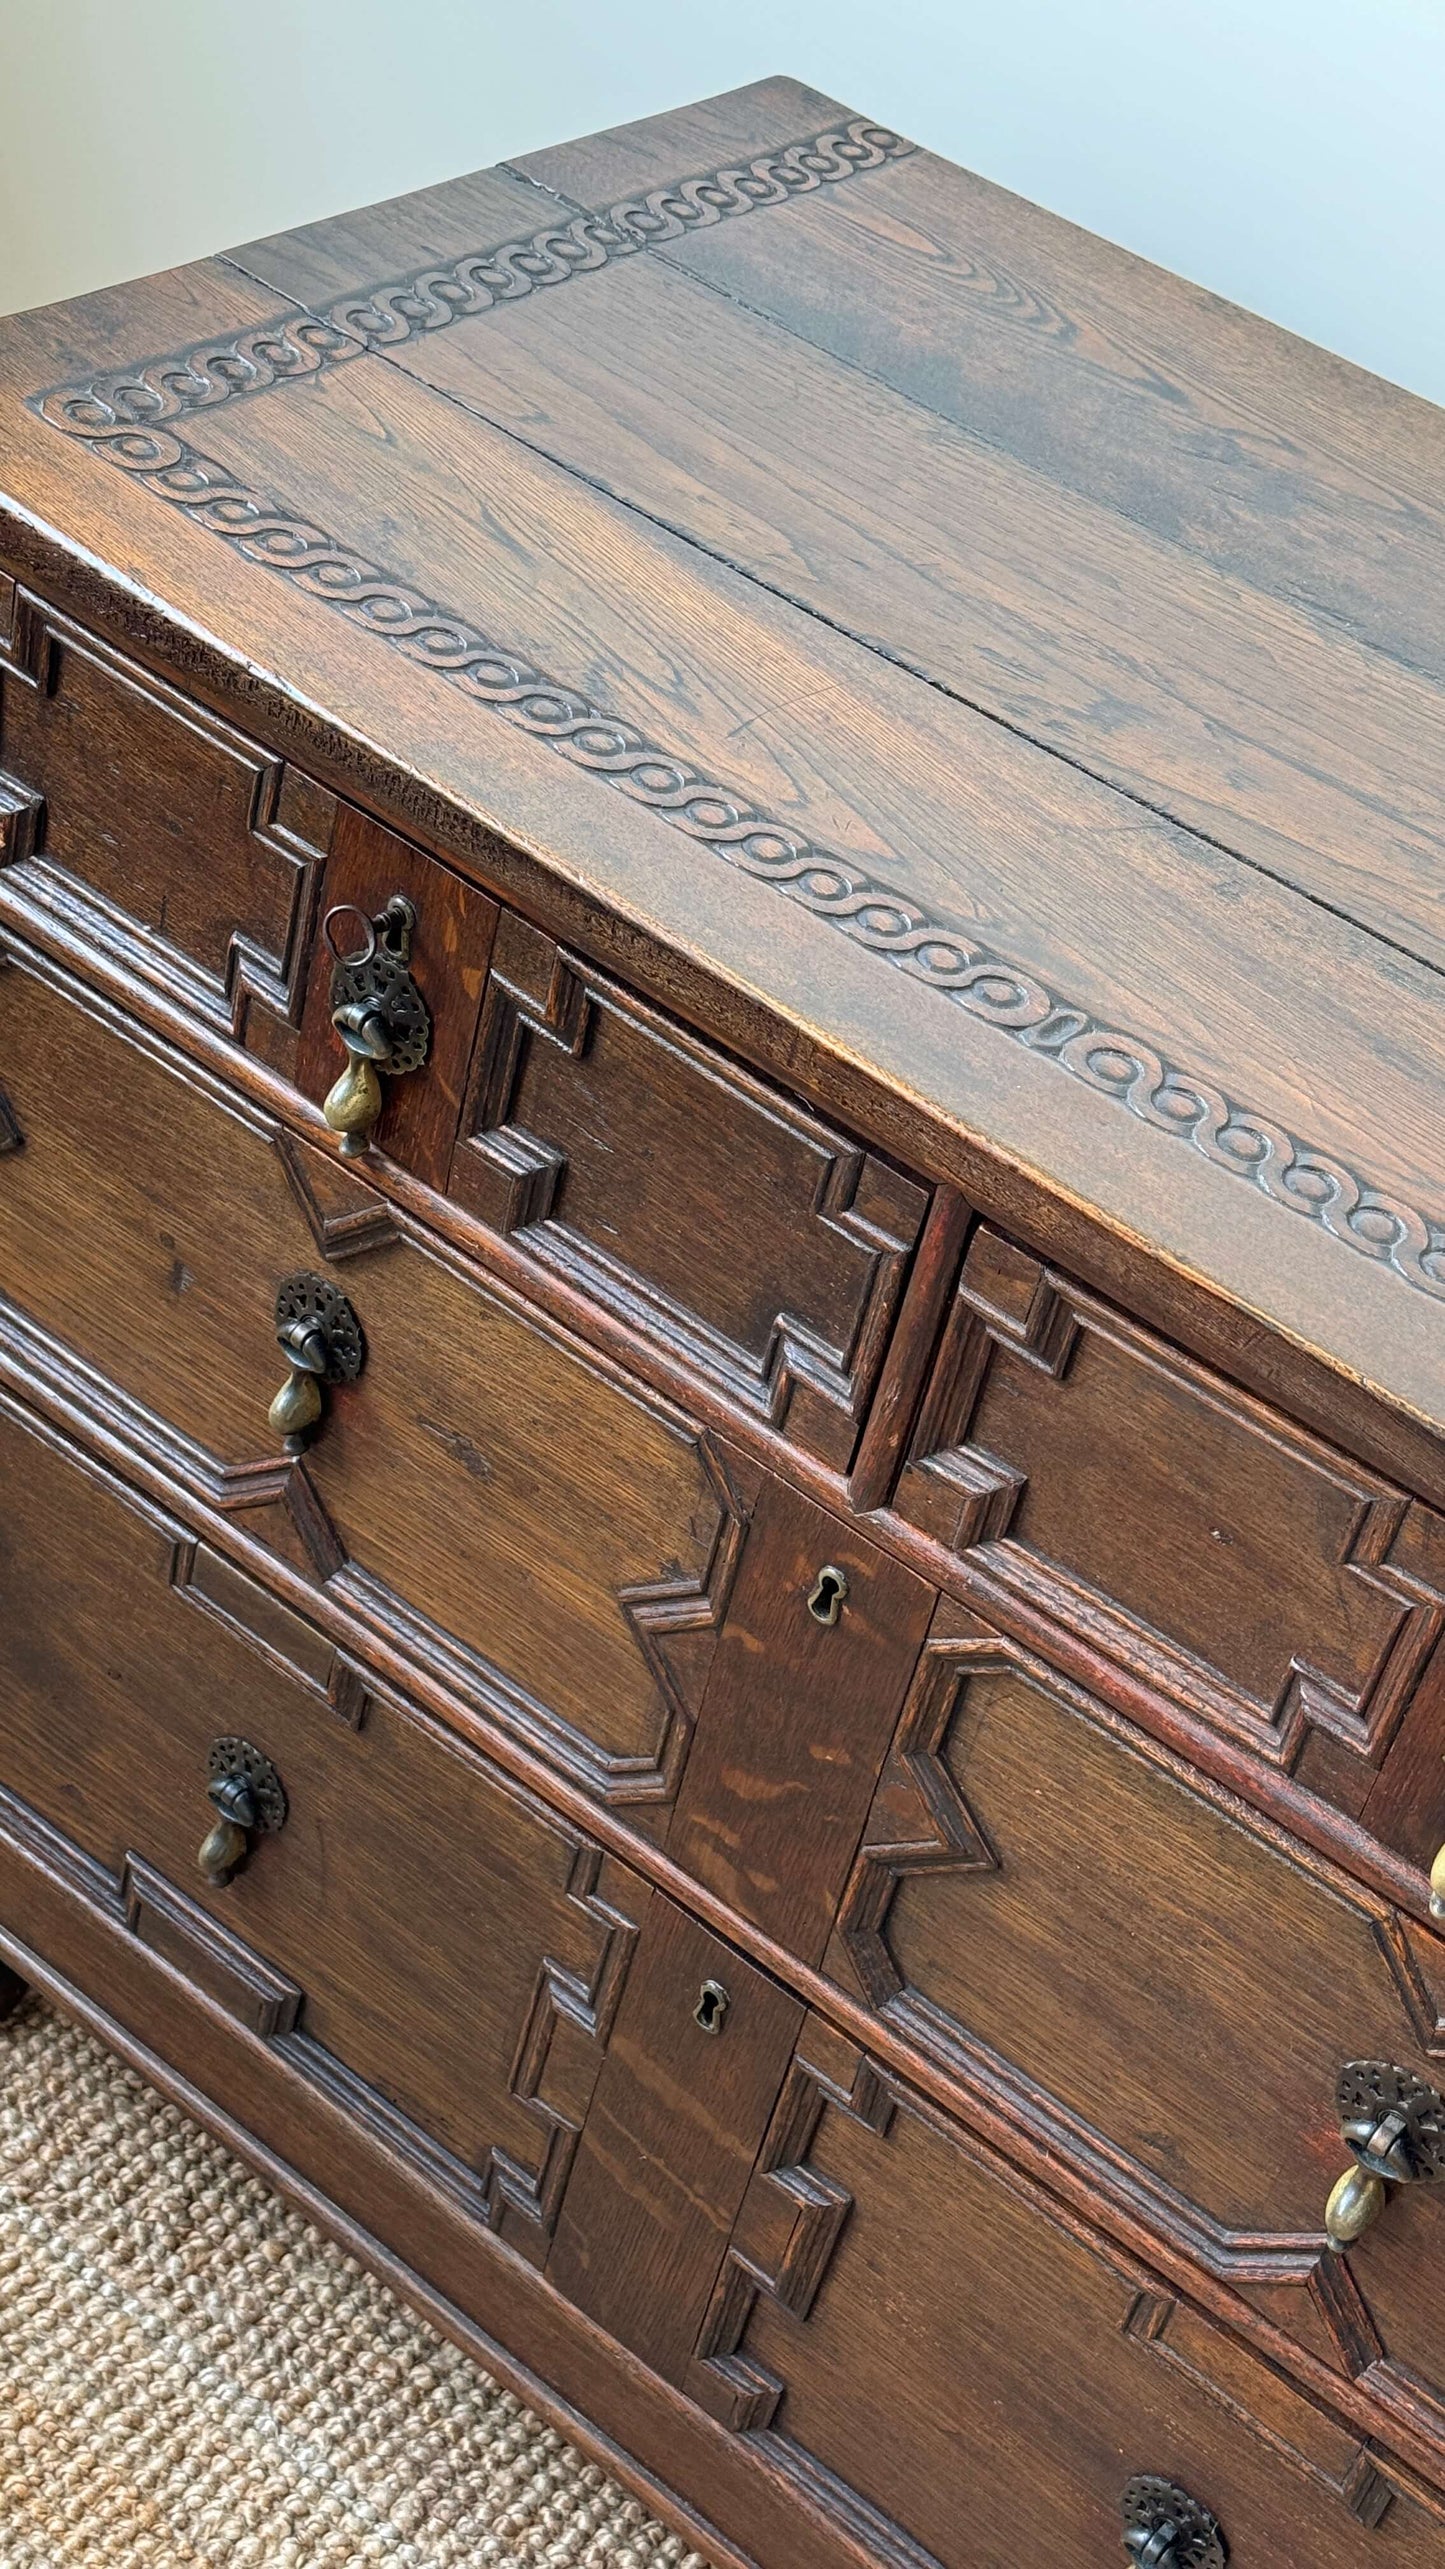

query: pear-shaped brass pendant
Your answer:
[1324,2160,1386,2248]
[267,1365,324,1445]
[197,1742,287,1889]
[323,1048,384,1153]
[1324,2060,1445,2253]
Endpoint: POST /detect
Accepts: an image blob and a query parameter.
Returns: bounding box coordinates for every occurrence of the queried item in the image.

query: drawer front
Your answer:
[0,586,495,1185]
[684,2019,1445,2569]
[449,909,929,1467]
[0,586,931,1454]
[896,1222,1445,1842]
[0,952,743,1807]
[827,1606,1445,2416]
[0,1392,650,2259]
[0,583,335,1044]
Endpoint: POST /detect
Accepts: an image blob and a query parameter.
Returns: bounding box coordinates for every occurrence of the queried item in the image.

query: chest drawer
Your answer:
[0,585,334,1043]
[0,589,497,1186]
[0,592,933,1474]
[449,909,930,1467]
[682,2019,1445,2569]
[0,947,935,1894]
[0,1391,650,2261]
[896,1222,1445,1863]
[0,951,741,1812]
[827,1603,1445,2428]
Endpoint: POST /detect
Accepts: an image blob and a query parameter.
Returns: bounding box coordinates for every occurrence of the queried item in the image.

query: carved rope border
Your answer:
[24,139,1445,1309]
[35,120,916,435]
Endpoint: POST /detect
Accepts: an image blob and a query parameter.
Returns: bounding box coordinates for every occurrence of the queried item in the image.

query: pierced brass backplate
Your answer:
[322,893,430,1155]
[268,1271,365,1453]
[1121,2475,1226,2569]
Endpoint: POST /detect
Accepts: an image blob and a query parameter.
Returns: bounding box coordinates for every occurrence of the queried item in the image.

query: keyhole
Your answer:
[807,1564,848,1627]
[694,1979,730,2036]
[378,891,417,958]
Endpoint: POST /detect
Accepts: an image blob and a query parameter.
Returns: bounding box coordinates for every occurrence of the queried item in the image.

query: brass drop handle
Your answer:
[268,1272,365,1454]
[197,1738,286,1886]
[1121,2476,1226,2568]
[1325,2060,1445,2250]
[198,1772,258,1884]
[1430,1841,1445,1923]
[321,894,430,1156]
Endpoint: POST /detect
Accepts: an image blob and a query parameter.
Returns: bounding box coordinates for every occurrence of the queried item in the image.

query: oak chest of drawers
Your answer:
[1,73,1443,2569]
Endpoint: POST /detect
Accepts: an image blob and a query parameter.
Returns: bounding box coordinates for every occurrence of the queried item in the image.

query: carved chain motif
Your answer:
[332,120,914,347]
[33,120,914,439]
[24,137,1445,1310]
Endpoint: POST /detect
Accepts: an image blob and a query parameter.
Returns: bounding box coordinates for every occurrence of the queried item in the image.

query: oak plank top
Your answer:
[0,76,1440,1442]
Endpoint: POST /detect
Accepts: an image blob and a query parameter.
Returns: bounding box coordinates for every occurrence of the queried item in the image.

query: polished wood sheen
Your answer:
[0,586,336,1049]
[0,1393,651,2254]
[549,1896,803,2382]
[295,800,499,1191]
[689,2020,1445,2568]
[895,1223,1445,1848]
[829,1608,1445,2406]
[2,70,1444,2569]
[670,1475,936,1960]
[0,950,744,1806]
[451,909,929,1462]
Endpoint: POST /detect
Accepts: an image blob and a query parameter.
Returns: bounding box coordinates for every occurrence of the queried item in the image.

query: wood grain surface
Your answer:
[700,2032,1445,2568]
[3,71,1445,2569]
[0,75,1440,1445]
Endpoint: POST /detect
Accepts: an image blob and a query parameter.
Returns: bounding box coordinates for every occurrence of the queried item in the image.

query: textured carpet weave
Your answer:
[0,1996,708,2569]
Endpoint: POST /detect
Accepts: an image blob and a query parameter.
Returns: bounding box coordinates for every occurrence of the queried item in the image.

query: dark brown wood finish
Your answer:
[2,72,1445,2569]
[0,147,1440,1439]
[827,1603,1445,2409]
[451,909,929,1463]
[0,1853,828,2569]
[689,2018,1445,2569]
[249,80,1445,976]
[670,1474,936,1960]
[0,948,745,1810]
[893,1223,1445,1855]
[0,1393,651,2253]
[548,1895,803,2383]
[0,578,335,1056]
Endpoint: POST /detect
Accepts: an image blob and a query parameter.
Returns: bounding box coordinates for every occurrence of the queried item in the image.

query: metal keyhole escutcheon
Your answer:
[694,1980,730,2036]
[807,1565,848,1628]
[322,893,430,1156]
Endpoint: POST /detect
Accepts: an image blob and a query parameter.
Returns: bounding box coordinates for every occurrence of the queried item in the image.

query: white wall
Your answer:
[0,0,1441,403]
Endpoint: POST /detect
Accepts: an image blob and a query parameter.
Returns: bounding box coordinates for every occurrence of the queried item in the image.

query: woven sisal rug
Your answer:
[0,1995,708,2568]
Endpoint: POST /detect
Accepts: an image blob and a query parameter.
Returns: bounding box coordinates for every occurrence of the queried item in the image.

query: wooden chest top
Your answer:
[0,73,1439,1441]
